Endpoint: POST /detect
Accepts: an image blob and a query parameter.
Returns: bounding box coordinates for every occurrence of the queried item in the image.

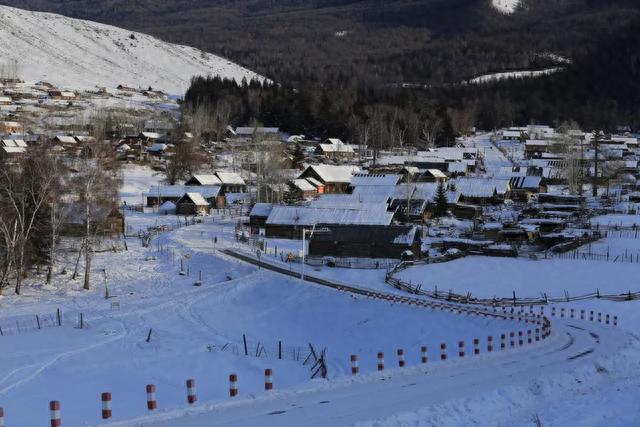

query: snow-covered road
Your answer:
[104,320,636,427]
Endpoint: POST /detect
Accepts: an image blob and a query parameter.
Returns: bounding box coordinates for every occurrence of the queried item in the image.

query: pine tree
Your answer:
[434,181,448,217]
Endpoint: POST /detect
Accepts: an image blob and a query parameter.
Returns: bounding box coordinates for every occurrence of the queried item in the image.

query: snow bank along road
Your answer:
[104,319,632,427]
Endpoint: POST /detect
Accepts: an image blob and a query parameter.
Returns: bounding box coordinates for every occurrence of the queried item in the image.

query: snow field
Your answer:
[0,209,533,426]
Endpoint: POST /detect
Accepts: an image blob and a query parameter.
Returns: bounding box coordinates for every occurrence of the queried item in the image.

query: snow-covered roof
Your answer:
[302,165,361,184]
[215,172,245,185]
[351,173,402,187]
[391,183,460,205]
[1,146,25,154]
[147,143,168,152]
[352,185,396,203]
[140,132,162,140]
[234,127,280,136]
[54,135,76,144]
[189,174,222,185]
[318,138,354,154]
[250,203,274,218]
[309,194,385,210]
[266,205,393,227]
[158,201,176,212]
[425,169,447,178]
[148,185,221,198]
[292,179,316,192]
[305,177,323,188]
[454,177,510,198]
[181,192,209,206]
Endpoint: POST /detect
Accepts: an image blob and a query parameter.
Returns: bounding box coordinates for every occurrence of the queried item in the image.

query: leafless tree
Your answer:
[70,157,120,290]
[0,153,59,294]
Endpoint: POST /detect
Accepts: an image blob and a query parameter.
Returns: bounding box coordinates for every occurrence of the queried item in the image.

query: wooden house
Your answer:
[176,193,210,215]
[298,165,361,194]
[264,205,393,239]
[315,138,355,161]
[308,225,421,259]
[146,186,223,208]
[249,203,274,231]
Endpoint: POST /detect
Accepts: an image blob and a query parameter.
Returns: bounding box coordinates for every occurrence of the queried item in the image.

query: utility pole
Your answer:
[592,130,601,198]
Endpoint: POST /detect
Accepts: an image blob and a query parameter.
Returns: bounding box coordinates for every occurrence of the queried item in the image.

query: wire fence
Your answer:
[0,308,88,337]
[548,250,640,264]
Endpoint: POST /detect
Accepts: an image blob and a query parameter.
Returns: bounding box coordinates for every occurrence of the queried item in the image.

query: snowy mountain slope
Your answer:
[492,0,521,14]
[0,6,263,94]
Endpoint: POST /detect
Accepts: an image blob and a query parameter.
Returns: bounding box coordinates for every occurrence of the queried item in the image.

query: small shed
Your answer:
[176,193,210,216]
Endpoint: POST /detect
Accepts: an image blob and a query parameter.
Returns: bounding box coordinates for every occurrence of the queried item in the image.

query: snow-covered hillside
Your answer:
[492,0,521,14]
[0,6,263,94]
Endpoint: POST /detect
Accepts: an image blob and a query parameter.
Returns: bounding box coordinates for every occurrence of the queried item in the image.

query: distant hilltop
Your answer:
[0,5,264,94]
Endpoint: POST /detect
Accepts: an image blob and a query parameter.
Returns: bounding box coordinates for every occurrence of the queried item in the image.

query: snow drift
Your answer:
[0,5,264,93]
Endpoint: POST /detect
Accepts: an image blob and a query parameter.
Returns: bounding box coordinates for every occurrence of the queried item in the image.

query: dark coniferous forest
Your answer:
[3,0,640,142]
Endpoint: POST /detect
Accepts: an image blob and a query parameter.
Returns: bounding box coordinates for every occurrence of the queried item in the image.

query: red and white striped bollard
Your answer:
[265,369,273,391]
[50,401,61,427]
[421,346,428,364]
[229,374,238,397]
[351,355,359,375]
[440,343,447,361]
[186,379,197,404]
[458,341,465,358]
[377,352,385,371]
[397,349,405,367]
[101,392,112,419]
[146,384,157,411]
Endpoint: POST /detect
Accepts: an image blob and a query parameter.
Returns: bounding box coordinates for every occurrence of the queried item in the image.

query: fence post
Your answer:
[56,308,62,326]
[397,349,405,367]
[500,334,506,350]
[518,331,524,346]
[473,338,480,355]
[487,336,493,352]
[440,343,447,360]
[510,332,515,348]
[278,341,282,360]
[458,341,465,358]
[243,334,248,356]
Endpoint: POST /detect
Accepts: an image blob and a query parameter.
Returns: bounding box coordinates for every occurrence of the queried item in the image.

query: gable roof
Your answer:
[266,205,393,227]
[291,179,317,192]
[188,174,222,186]
[454,177,510,198]
[301,165,361,184]
[215,171,246,185]
[148,185,221,198]
[179,193,209,206]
